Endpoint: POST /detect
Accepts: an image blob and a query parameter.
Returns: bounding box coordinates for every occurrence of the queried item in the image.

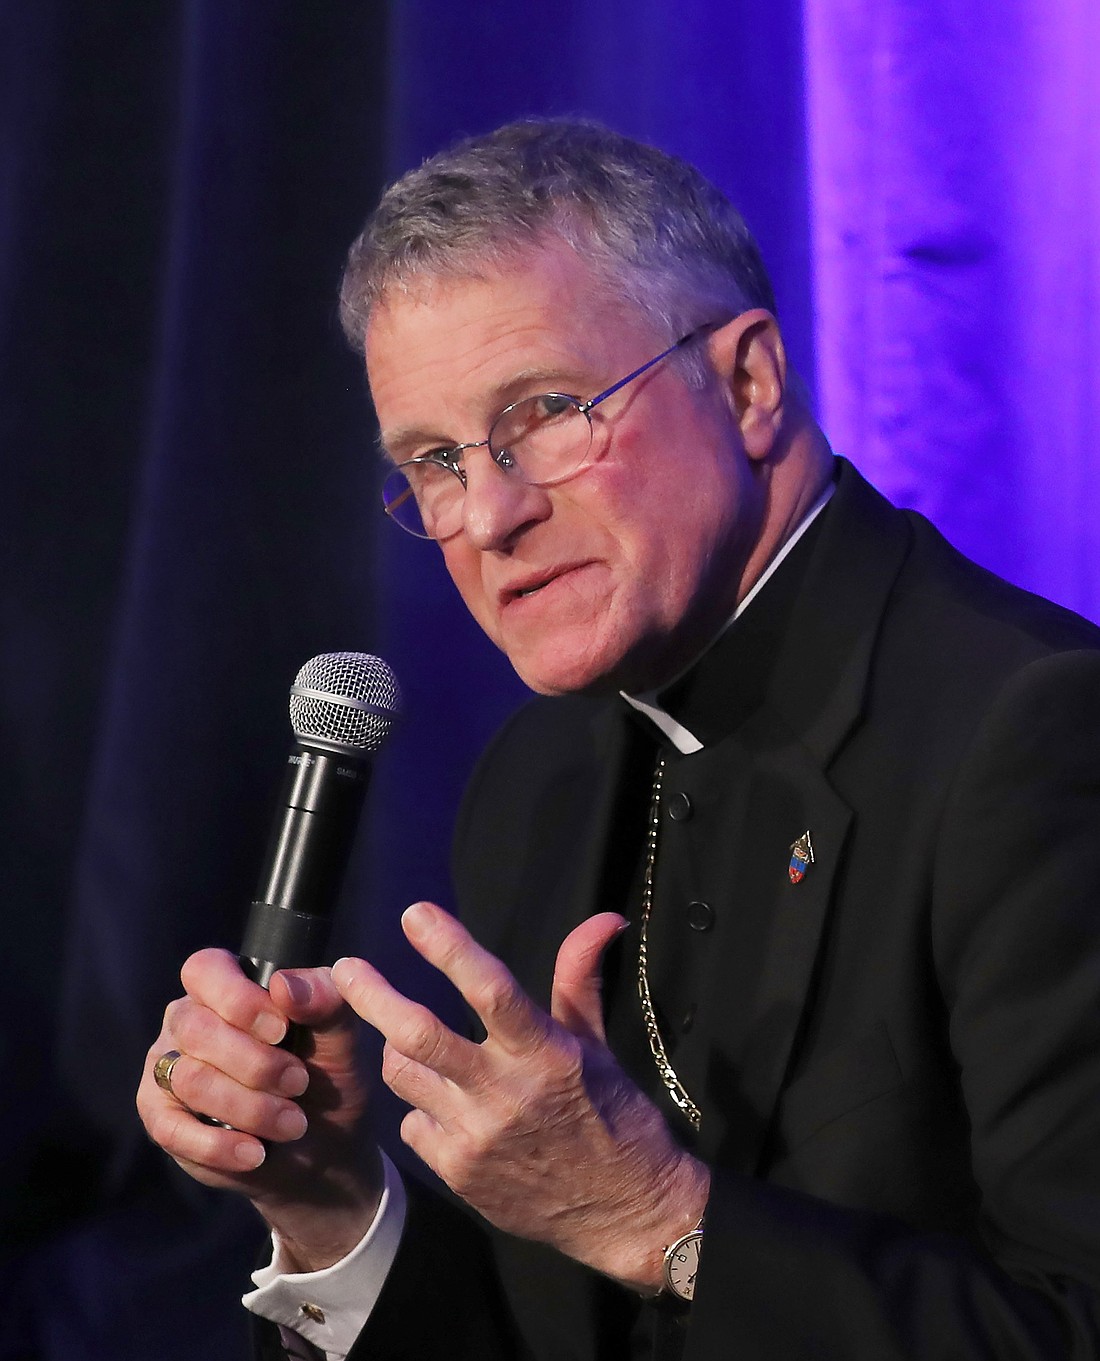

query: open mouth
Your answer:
[503,562,592,607]
[506,571,562,603]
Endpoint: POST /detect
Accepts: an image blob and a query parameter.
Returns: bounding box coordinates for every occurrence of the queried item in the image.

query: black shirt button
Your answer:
[687,900,715,932]
[681,1004,697,1033]
[667,791,693,821]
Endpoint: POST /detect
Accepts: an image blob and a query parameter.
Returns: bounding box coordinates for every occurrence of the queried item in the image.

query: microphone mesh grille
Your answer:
[289,652,402,754]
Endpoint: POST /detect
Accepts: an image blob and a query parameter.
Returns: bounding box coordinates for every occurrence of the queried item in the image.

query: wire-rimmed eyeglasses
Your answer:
[380,323,718,541]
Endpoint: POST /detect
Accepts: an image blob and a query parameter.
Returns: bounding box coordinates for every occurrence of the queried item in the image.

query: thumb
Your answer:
[268,966,348,1029]
[551,913,629,1043]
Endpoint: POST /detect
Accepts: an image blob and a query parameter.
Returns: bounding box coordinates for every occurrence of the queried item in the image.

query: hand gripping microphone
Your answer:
[238,652,401,988]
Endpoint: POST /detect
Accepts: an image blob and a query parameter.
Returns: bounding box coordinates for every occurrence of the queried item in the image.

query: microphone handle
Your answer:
[239,743,370,988]
[199,745,370,1130]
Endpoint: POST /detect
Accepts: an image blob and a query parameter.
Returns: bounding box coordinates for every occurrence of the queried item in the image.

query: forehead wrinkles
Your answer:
[368,273,651,451]
[370,312,585,440]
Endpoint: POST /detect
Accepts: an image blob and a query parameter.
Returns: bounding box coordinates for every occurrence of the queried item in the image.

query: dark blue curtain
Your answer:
[2,1,1096,1356]
[1,5,388,1356]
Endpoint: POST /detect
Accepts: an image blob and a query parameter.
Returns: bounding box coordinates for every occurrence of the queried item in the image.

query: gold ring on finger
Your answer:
[153,1049,184,1097]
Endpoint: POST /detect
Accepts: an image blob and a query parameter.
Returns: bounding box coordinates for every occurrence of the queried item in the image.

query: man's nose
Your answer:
[460,446,551,549]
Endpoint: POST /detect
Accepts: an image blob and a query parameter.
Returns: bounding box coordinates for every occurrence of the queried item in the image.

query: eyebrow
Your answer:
[376,364,590,464]
[375,424,453,466]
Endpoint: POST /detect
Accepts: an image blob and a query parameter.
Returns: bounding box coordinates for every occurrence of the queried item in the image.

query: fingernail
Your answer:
[402,901,433,934]
[279,1067,309,1099]
[251,1018,287,1045]
[279,1065,309,1098]
[281,973,312,1008]
[276,1107,308,1141]
[253,1012,287,1046]
[236,1141,265,1169]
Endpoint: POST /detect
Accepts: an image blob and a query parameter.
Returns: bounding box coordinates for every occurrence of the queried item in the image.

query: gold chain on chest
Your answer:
[637,753,702,1130]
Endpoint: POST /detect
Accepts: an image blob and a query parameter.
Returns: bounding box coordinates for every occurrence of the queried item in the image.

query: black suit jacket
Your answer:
[324,461,1100,1359]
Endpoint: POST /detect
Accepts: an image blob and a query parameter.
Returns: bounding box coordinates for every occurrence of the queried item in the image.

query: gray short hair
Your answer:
[339,119,776,385]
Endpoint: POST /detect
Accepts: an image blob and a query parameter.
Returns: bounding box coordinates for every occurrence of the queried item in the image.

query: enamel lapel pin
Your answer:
[788,830,815,884]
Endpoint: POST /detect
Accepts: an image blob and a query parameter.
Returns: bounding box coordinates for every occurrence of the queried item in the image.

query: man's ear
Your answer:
[706,309,788,461]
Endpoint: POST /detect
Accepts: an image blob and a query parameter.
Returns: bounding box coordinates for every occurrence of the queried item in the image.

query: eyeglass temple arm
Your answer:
[578,327,709,416]
[384,482,417,515]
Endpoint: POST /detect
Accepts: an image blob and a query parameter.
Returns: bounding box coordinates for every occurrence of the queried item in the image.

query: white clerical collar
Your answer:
[622,480,835,754]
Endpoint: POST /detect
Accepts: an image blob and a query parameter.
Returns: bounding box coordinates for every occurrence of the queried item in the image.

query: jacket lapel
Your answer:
[697,732,852,1173]
[499,699,640,1010]
[698,462,912,1174]
[569,702,643,930]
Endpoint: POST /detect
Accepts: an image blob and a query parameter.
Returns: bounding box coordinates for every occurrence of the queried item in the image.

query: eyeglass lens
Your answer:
[383,394,593,539]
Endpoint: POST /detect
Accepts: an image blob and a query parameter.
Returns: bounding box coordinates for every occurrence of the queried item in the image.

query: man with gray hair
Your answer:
[138,120,1100,1359]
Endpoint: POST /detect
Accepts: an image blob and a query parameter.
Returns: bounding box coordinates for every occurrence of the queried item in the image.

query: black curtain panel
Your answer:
[1,5,389,1356]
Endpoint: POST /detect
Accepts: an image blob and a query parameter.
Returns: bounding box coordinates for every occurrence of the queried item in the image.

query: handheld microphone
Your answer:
[239,652,401,988]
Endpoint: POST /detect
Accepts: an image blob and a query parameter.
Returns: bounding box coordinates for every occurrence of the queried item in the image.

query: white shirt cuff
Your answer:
[243,1151,407,1361]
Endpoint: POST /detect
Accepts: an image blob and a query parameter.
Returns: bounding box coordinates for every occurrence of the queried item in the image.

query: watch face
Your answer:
[665,1232,702,1302]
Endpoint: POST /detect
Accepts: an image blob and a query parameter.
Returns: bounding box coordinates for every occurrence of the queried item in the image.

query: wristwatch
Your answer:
[662,1216,704,1303]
